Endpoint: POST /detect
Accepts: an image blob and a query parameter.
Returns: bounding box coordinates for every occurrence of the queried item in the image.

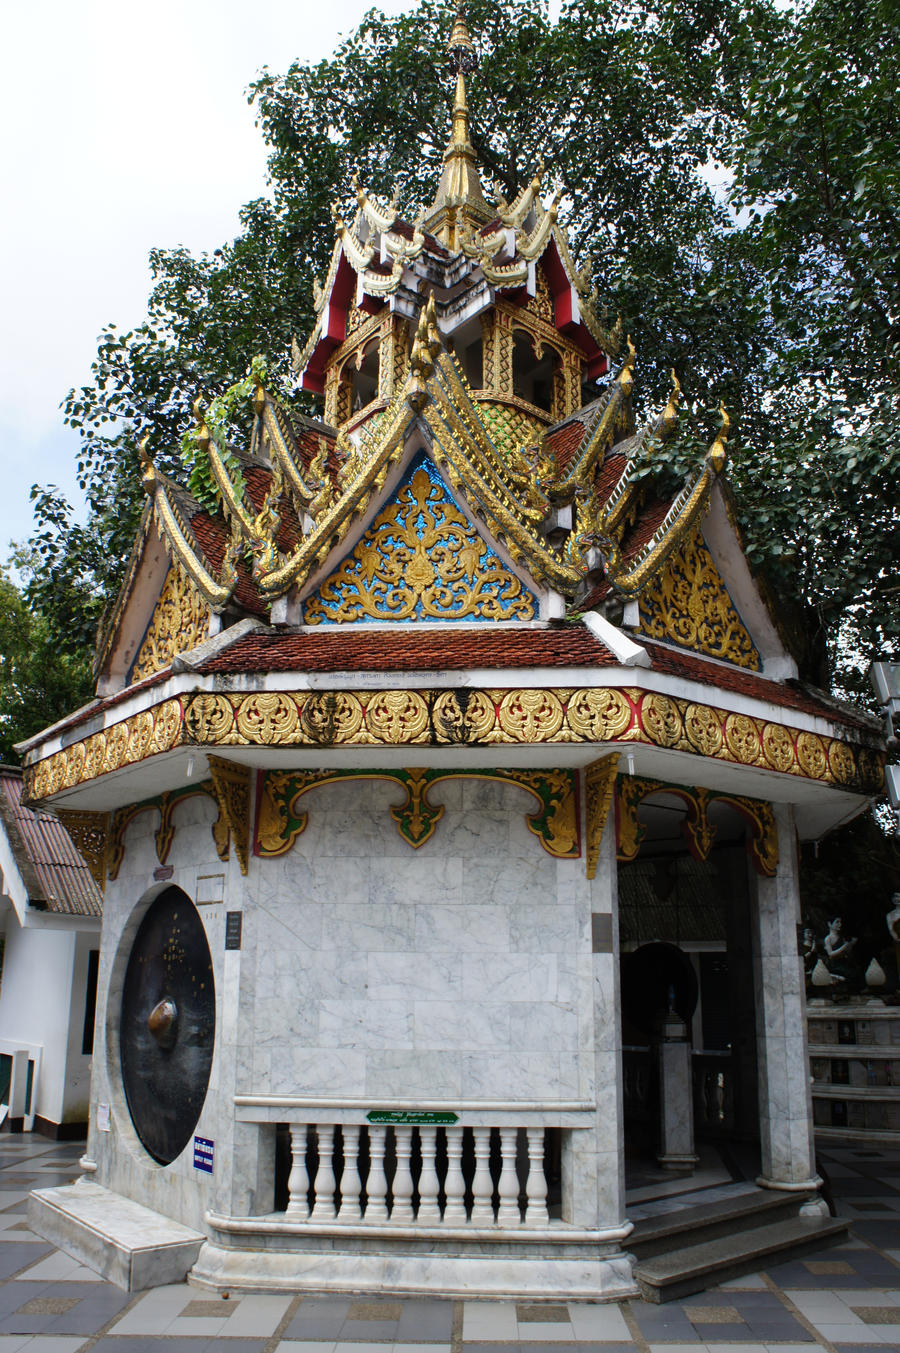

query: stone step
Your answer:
[633,1213,850,1303]
[29,1180,204,1291]
[630,1186,808,1258]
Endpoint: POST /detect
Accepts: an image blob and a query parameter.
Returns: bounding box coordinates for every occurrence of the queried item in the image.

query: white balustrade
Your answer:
[286,1125,310,1218]
[336,1125,361,1220]
[416,1125,442,1223]
[310,1125,337,1220]
[282,1122,552,1228]
[365,1125,390,1221]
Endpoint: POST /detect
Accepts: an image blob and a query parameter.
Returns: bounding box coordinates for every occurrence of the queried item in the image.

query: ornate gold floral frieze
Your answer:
[303,456,536,624]
[22,685,883,804]
[107,783,228,880]
[255,767,579,858]
[616,775,778,876]
[637,527,760,671]
[584,754,620,880]
[131,566,210,682]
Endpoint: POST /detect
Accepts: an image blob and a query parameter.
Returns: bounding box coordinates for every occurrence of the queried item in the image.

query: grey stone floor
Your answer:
[0,1137,897,1353]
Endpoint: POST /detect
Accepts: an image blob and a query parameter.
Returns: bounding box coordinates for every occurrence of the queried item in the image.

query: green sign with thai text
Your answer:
[366,1110,459,1126]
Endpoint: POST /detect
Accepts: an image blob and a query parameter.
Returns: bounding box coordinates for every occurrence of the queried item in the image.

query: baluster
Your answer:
[286,1124,310,1218]
[442,1126,467,1224]
[525,1127,549,1225]
[416,1126,441,1223]
[470,1126,494,1225]
[310,1125,336,1220]
[336,1125,361,1221]
[392,1126,415,1222]
[496,1126,521,1225]
[365,1126,389,1222]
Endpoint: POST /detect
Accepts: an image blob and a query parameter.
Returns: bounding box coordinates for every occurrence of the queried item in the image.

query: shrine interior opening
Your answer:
[618,792,762,1191]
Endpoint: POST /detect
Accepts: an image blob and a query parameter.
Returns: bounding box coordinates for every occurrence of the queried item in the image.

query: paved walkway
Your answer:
[0,1138,896,1353]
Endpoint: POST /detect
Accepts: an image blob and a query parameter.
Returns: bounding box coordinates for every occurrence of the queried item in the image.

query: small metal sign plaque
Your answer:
[366,1110,459,1126]
[193,1136,214,1173]
[225,912,242,950]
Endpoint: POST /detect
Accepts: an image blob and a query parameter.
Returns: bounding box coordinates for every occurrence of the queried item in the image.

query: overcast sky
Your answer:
[0,0,423,559]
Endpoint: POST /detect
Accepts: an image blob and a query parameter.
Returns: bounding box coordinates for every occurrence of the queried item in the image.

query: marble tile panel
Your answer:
[464,857,556,908]
[435,812,511,858]
[367,952,462,1002]
[414,1000,510,1052]
[511,1002,578,1053]
[461,1049,579,1100]
[509,905,578,953]
[269,1047,366,1097]
[286,952,369,1001]
[365,1049,462,1099]
[253,999,319,1049]
[318,999,414,1050]
[281,856,371,909]
[463,953,558,1003]
[414,904,511,953]
[321,903,416,953]
[369,856,463,907]
[460,780,535,813]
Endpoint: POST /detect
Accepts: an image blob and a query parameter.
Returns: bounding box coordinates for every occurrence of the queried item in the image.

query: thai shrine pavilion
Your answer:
[24,8,884,1303]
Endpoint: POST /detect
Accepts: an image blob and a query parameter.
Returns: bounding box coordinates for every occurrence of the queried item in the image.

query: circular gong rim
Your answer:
[118,886,215,1165]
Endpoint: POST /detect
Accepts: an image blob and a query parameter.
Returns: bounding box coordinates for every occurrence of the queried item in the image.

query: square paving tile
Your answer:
[851,1307,900,1324]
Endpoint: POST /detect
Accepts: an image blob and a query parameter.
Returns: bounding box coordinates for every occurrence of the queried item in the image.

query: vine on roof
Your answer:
[180,355,269,512]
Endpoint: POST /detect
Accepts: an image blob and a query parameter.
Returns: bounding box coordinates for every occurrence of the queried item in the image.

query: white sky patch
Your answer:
[0,0,418,555]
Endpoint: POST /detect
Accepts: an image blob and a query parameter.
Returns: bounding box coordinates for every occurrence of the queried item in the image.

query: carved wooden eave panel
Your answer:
[95,513,209,695]
[300,450,539,625]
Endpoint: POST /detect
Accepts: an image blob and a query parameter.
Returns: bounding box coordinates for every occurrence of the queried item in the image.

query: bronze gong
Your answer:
[119,886,215,1165]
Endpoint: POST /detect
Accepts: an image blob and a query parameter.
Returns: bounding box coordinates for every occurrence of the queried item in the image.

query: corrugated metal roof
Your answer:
[0,768,102,917]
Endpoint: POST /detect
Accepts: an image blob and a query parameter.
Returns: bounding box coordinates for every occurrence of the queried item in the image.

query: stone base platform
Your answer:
[190,1219,638,1301]
[28,1180,205,1291]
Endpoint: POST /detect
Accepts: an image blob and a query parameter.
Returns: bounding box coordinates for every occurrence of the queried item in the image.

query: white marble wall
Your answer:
[85,774,624,1234]
[86,792,239,1232]
[242,778,594,1106]
[751,803,817,1187]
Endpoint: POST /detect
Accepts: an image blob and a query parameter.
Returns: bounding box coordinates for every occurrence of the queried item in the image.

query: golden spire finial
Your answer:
[426,1,490,248]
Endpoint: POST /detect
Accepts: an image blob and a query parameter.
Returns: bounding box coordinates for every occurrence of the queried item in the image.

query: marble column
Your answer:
[751,804,819,1191]
[561,810,628,1231]
[656,1008,698,1170]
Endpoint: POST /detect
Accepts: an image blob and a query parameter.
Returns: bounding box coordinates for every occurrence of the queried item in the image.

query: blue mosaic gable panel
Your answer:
[303,451,538,624]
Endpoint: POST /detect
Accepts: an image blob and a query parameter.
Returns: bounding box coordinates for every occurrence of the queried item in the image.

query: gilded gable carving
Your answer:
[131,567,209,682]
[638,528,760,670]
[303,452,537,624]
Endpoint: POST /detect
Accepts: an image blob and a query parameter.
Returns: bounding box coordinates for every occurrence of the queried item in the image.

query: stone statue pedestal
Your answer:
[655,1007,698,1172]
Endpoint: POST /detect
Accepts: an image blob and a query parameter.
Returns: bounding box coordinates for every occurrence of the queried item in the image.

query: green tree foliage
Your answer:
[0,568,92,764]
[19,0,900,745]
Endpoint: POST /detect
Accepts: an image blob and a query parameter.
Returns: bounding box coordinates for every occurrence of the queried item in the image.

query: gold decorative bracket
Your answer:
[107,784,228,880]
[56,810,111,893]
[584,754,620,880]
[615,775,778,877]
[207,757,253,876]
[256,768,581,860]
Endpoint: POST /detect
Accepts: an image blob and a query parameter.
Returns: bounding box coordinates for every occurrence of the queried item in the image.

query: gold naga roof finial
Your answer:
[426,1,491,248]
[708,403,730,474]
[661,369,682,437]
[618,336,637,396]
[138,434,157,496]
[193,396,211,455]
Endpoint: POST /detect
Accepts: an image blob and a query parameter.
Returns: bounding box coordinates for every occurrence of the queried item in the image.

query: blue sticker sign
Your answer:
[193,1136,214,1173]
